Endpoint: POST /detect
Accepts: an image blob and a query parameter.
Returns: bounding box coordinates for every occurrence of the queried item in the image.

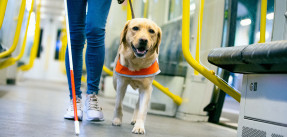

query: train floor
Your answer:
[0,79,237,137]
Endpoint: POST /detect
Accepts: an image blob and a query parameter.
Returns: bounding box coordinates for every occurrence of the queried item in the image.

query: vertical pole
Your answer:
[143,0,149,18]
[259,0,267,43]
[195,0,205,75]
[208,0,238,123]
[182,0,190,59]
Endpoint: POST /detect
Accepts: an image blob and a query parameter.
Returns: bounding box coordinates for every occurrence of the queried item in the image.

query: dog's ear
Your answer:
[154,27,162,54]
[120,20,131,45]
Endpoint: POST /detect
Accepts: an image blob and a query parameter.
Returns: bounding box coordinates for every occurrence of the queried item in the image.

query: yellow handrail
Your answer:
[259,0,267,43]
[0,0,26,58]
[19,0,41,71]
[152,80,182,105]
[0,0,35,69]
[182,0,241,102]
[0,0,8,29]
[194,0,205,75]
[103,65,113,76]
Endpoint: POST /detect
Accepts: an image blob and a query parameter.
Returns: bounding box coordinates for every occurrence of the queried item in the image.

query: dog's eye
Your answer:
[132,26,139,31]
[149,29,155,34]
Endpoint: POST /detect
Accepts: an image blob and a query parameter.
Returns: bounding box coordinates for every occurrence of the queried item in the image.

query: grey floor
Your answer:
[221,96,240,128]
[0,79,237,137]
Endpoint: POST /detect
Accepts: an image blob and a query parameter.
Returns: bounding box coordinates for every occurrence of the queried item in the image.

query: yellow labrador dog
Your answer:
[112,18,162,134]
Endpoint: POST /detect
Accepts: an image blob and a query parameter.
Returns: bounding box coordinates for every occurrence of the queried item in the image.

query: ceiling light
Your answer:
[240,18,251,26]
[266,12,274,20]
[190,3,196,11]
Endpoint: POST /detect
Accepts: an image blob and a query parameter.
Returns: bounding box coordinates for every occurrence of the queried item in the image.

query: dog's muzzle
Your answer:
[131,43,148,57]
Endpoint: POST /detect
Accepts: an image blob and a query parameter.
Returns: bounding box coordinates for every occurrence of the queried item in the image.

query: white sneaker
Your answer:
[85,94,104,121]
[64,98,83,121]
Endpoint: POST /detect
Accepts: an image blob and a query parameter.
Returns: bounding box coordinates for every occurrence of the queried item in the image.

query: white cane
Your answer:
[63,0,80,135]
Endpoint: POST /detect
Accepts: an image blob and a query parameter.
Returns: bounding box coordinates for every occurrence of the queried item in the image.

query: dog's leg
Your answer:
[112,78,127,126]
[132,85,152,134]
[131,96,140,125]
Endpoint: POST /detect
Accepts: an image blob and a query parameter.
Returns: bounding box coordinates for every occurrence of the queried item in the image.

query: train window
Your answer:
[54,29,62,60]
[36,29,43,58]
[168,0,182,21]
[234,0,274,46]
[141,0,149,18]
[147,0,168,26]
[168,0,196,21]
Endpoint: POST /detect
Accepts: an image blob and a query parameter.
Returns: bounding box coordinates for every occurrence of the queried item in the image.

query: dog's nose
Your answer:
[139,38,148,45]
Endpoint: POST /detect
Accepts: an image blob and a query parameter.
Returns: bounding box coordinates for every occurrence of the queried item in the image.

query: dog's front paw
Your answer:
[132,121,145,134]
[112,117,122,126]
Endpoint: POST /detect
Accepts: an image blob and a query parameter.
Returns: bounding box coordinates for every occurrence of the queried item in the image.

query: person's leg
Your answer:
[65,0,87,99]
[85,0,112,95]
[83,0,111,121]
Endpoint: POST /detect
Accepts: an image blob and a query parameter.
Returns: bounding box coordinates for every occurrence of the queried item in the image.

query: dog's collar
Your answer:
[115,56,160,78]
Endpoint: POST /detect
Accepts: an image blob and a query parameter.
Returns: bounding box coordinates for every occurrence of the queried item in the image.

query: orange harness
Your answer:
[115,57,160,78]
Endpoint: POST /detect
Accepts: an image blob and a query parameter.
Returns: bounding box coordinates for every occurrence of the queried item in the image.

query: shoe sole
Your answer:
[86,117,104,121]
[84,109,104,121]
[64,116,83,121]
